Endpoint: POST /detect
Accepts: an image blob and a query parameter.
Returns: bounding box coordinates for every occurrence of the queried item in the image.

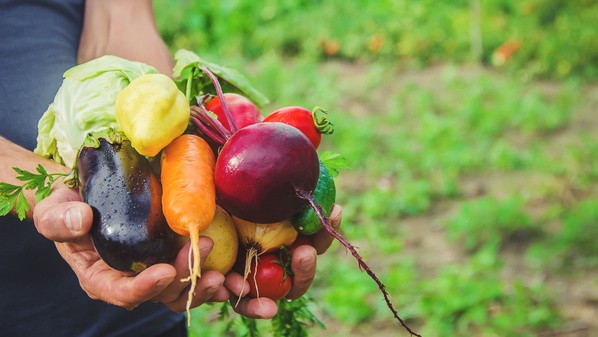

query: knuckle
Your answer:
[32,212,49,236]
[108,296,140,311]
[83,288,99,301]
[155,291,181,304]
[293,273,314,285]
[78,279,99,300]
[77,269,138,309]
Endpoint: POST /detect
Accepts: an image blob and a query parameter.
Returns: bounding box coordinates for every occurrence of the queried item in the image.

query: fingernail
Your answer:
[200,246,212,258]
[65,207,83,232]
[300,252,317,271]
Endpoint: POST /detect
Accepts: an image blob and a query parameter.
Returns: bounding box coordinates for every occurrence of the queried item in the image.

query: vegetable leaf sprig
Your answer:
[219,302,262,337]
[318,151,349,178]
[172,49,270,107]
[272,296,325,337]
[0,165,70,220]
[218,293,324,337]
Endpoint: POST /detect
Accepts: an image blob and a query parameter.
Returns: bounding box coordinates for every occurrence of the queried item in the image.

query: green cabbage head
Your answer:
[34,55,157,168]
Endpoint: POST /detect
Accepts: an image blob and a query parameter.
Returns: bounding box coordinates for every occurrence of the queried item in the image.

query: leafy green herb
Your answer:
[219,267,324,337]
[272,296,325,337]
[0,165,69,220]
[319,151,349,178]
[218,288,324,337]
[219,302,262,337]
[240,316,260,337]
[172,49,270,107]
[217,302,235,335]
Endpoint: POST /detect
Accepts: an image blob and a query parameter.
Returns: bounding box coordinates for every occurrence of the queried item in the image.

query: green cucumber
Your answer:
[292,160,336,235]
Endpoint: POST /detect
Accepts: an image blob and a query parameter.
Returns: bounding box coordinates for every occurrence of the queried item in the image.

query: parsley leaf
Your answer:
[0,165,68,220]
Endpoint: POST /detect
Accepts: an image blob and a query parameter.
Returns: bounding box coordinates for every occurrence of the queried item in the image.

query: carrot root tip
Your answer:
[183,230,202,326]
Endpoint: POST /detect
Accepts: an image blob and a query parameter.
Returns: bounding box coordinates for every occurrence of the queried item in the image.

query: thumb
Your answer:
[33,187,93,242]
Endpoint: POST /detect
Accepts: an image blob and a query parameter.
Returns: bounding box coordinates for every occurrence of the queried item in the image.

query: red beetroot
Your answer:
[214,122,319,224]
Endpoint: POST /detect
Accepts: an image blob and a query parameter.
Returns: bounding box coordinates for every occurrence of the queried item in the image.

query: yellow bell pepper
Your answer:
[115,73,190,157]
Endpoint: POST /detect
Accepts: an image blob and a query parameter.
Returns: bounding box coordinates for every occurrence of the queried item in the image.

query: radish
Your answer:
[263,106,334,149]
[204,93,262,132]
[191,68,420,337]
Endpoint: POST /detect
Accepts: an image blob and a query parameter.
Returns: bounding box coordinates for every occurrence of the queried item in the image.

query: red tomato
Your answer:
[204,93,262,132]
[247,253,293,301]
[263,106,333,149]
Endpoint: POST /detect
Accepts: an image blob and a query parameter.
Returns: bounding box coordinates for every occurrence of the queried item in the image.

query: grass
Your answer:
[153,1,598,336]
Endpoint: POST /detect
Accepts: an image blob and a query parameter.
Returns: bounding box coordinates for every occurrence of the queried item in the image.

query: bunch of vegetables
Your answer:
[0,50,420,336]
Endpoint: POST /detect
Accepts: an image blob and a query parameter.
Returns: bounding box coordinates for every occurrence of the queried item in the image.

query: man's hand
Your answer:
[33,184,229,312]
[224,205,343,318]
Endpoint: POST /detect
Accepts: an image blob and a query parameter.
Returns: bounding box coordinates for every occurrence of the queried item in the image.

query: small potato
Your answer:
[201,206,239,274]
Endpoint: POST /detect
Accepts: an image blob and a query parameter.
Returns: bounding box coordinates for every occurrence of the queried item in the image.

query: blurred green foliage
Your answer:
[417,242,560,336]
[156,0,598,79]
[445,196,537,251]
[154,0,598,336]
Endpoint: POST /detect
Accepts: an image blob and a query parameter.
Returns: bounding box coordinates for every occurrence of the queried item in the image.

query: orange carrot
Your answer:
[161,134,216,324]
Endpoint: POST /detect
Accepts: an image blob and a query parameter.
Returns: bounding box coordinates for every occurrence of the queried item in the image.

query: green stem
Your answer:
[312,107,334,135]
[185,71,193,103]
[63,169,79,189]
[201,66,238,132]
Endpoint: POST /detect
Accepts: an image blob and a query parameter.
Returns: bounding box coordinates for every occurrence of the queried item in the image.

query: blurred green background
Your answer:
[154,0,598,336]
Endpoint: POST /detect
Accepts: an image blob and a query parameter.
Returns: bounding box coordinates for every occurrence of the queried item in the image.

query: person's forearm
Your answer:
[0,137,69,219]
[78,0,173,75]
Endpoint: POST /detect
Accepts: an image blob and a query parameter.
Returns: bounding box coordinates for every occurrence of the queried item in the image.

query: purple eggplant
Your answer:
[77,138,178,273]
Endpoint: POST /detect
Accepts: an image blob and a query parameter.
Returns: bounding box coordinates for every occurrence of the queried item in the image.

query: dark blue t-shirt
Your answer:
[0,1,184,336]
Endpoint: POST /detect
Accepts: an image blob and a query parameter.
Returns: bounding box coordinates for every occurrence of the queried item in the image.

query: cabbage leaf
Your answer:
[34,55,157,168]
